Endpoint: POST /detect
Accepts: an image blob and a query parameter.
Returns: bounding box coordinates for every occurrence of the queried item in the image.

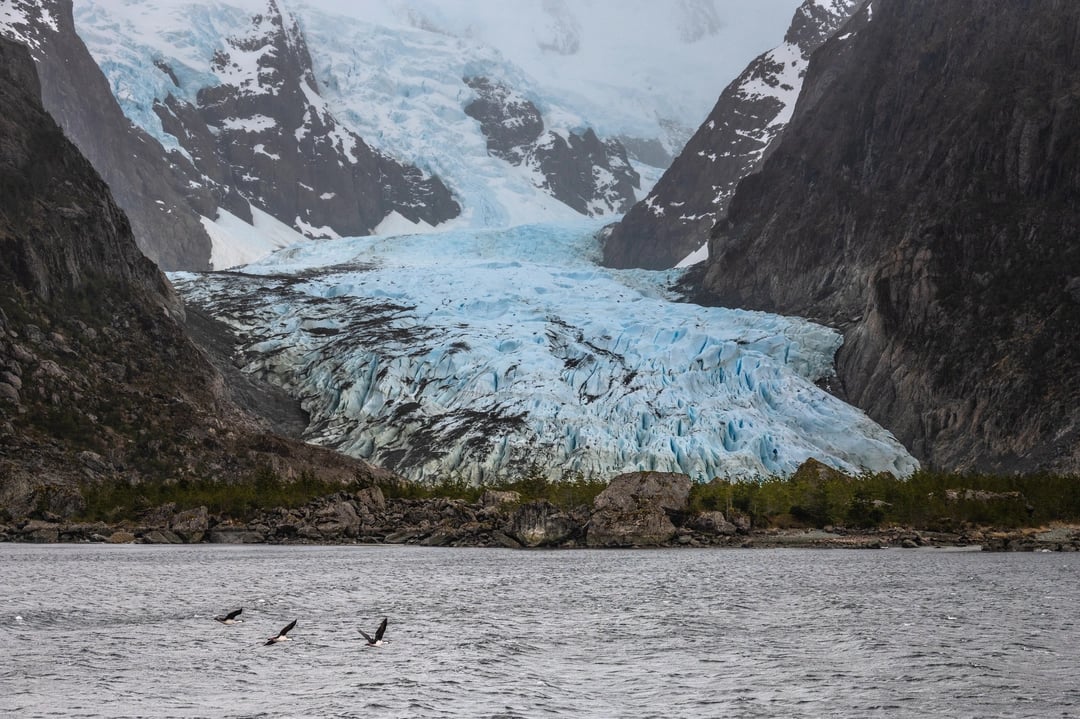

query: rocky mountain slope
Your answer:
[0,0,217,270]
[1,0,461,271]
[603,0,859,270]
[70,0,767,258]
[463,75,639,215]
[0,36,386,519]
[692,0,1080,473]
[151,0,459,242]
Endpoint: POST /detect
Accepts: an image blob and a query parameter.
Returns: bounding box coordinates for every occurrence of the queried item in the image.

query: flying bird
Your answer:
[360,617,388,647]
[265,619,297,645]
[214,608,244,625]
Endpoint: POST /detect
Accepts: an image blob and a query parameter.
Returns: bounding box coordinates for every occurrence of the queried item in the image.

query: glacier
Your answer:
[65,0,919,484]
[171,220,918,483]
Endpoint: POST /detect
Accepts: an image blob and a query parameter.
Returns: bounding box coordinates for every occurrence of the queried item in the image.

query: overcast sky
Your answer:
[290,0,806,131]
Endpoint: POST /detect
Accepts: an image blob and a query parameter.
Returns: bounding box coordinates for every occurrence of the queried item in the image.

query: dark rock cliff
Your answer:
[464,75,640,216]
[0,0,216,271]
[693,0,1080,473]
[0,37,387,518]
[154,0,459,241]
[602,0,859,270]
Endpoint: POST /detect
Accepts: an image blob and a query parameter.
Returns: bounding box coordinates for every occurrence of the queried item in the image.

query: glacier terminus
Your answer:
[61,0,919,484]
[171,220,918,483]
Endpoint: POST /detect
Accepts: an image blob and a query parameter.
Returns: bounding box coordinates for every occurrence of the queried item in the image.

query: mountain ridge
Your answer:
[693,0,1080,473]
[0,0,217,270]
[0,34,390,516]
[602,0,860,270]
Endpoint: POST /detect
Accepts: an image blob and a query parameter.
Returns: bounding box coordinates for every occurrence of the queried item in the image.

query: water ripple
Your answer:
[1,545,1078,717]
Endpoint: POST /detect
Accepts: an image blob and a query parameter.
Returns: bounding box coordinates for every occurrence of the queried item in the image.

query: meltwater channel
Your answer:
[2,544,1078,718]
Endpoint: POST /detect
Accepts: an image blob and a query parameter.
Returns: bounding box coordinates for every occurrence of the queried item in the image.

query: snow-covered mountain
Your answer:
[70,0,805,266]
[172,221,917,483]
[603,0,861,270]
[0,0,219,270]
[151,0,460,245]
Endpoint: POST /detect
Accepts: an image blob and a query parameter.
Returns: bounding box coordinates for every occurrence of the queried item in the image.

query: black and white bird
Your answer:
[360,617,388,647]
[214,608,244,625]
[264,619,297,646]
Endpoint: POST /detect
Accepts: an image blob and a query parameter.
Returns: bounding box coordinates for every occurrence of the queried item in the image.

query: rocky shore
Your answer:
[3,472,1078,552]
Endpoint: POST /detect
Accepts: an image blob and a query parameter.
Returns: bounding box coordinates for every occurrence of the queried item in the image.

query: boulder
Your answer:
[688,511,738,536]
[490,530,522,549]
[586,472,692,547]
[354,486,386,513]
[505,500,579,548]
[587,507,678,548]
[314,498,361,538]
[593,472,692,514]
[142,529,183,544]
[207,529,265,544]
[141,502,178,529]
[170,506,209,534]
[419,531,455,547]
[384,529,423,544]
[20,519,60,543]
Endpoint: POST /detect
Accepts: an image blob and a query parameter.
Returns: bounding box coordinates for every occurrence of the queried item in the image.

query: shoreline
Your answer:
[6,472,1080,553]
[3,518,1078,552]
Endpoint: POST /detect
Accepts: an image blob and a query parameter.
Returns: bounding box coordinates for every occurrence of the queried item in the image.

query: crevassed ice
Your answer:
[170,220,918,483]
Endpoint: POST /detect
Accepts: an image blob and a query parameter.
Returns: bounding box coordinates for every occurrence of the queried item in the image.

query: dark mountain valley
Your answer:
[2,0,1080,549]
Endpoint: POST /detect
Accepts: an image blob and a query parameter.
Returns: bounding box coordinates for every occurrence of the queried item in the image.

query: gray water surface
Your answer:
[1,544,1078,718]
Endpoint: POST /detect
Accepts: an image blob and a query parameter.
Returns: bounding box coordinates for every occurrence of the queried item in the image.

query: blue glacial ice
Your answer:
[171,219,919,483]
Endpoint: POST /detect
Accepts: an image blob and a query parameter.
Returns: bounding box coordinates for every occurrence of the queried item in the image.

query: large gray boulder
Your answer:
[587,472,692,547]
[593,471,693,514]
[687,511,738,536]
[587,508,679,548]
[313,497,361,538]
[170,506,210,542]
[505,500,579,548]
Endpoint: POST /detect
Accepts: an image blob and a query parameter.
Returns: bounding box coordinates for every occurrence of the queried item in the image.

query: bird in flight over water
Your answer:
[360,617,388,647]
[265,619,297,645]
[214,608,243,625]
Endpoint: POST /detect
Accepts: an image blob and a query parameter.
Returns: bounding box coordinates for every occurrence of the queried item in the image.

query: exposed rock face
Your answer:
[153,0,459,243]
[504,500,580,548]
[602,0,859,269]
[0,0,216,270]
[464,75,640,216]
[0,37,389,517]
[0,37,177,311]
[463,77,545,163]
[687,511,737,536]
[693,0,1080,473]
[586,471,692,547]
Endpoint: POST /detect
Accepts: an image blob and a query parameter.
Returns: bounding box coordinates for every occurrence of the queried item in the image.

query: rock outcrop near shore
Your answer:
[5,470,1075,551]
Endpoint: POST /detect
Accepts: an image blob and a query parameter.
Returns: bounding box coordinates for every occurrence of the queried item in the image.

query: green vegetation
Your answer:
[75,464,607,525]
[72,456,1080,532]
[77,467,349,523]
[689,467,1080,531]
[373,464,607,510]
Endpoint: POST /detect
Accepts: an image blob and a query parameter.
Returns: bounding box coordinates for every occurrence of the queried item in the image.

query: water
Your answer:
[1,545,1078,718]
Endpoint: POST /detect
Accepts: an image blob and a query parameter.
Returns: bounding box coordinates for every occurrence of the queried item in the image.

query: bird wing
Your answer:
[374,617,387,641]
[359,629,374,644]
[226,608,243,621]
[279,619,297,637]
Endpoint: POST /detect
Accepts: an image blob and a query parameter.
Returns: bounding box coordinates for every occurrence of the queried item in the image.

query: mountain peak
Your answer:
[602,0,860,270]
